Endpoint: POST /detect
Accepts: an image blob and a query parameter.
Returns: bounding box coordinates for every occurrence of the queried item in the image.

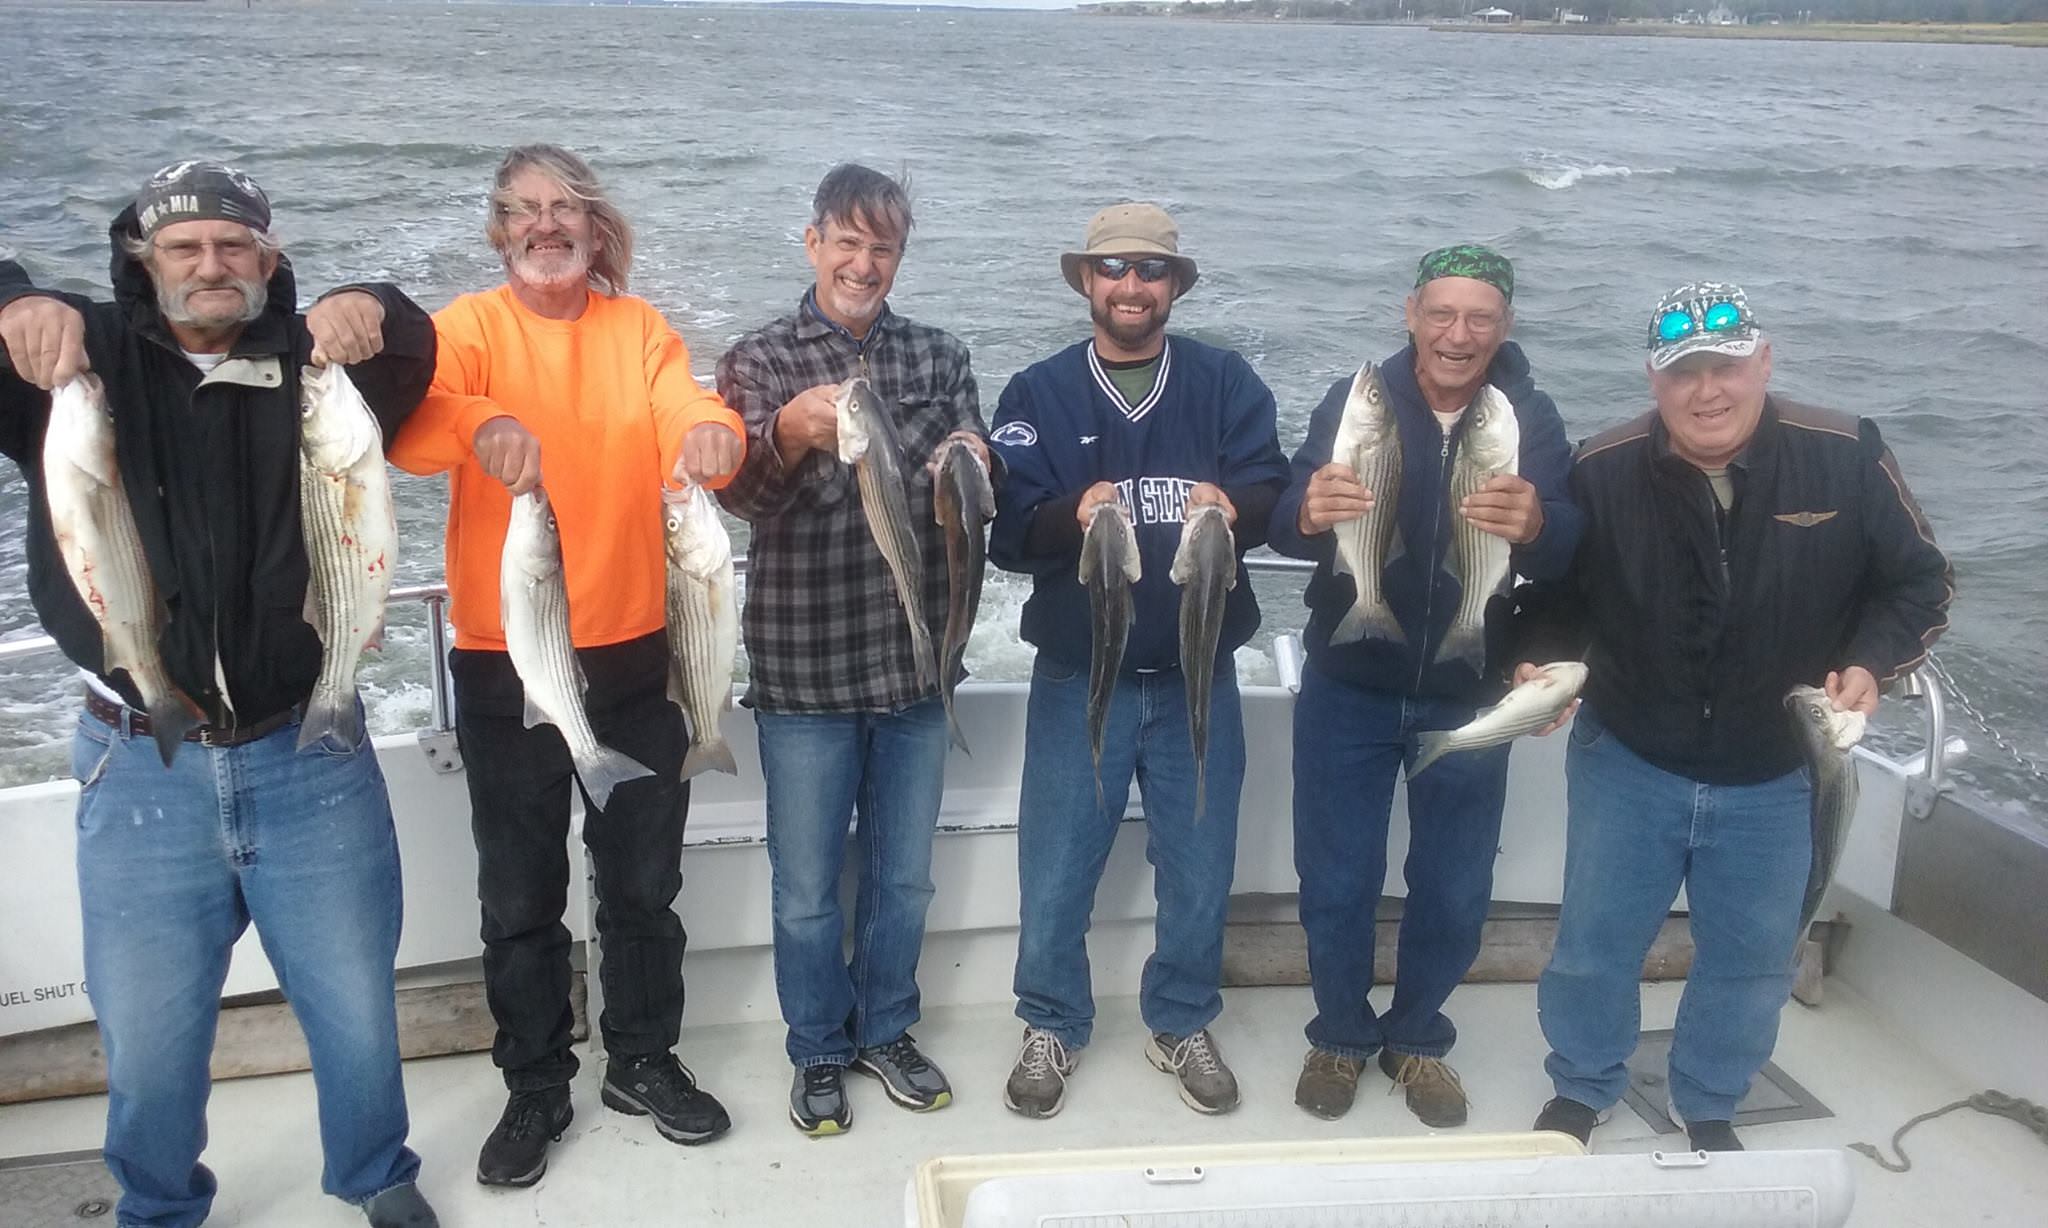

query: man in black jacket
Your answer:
[0,161,439,1228]
[1515,283,1952,1153]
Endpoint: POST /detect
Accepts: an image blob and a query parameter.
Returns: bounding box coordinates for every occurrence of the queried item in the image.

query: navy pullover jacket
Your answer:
[989,335,1289,673]
[1267,341,1581,701]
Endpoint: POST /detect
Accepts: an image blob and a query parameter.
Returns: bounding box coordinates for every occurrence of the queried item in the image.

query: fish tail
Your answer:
[1411,732,1453,778]
[681,738,739,781]
[1434,622,1485,668]
[943,689,972,756]
[146,694,201,767]
[294,682,363,754]
[577,745,657,812]
[1331,600,1404,646]
[1193,766,1207,825]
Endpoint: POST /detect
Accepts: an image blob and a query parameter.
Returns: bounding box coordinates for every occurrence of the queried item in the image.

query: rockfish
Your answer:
[1172,503,1236,821]
[1079,500,1141,809]
[295,363,396,752]
[1436,384,1519,669]
[1328,362,1405,646]
[1412,661,1588,777]
[663,484,739,779]
[501,487,654,811]
[1787,684,1866,937]
[43,374,198,764]
[933,437,993,755]
[836,377,938,692]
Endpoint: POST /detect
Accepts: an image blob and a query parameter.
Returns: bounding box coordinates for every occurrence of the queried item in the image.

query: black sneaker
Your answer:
[362,1182,438,1227]
[477,1085,573,1187]
[790,1064,852,1136]
[601,1052,731,1145]
[851,1034,953,1111]
[1532,1095,1603,1147]
[1687,1119,1745,1152]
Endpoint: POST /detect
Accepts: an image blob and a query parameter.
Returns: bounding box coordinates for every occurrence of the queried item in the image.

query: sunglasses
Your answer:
[1090,256,1173,284]
[1656,299,1750,344]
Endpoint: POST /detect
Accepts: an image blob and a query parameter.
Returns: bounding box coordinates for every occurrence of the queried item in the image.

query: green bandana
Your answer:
[1414,244,1514,304]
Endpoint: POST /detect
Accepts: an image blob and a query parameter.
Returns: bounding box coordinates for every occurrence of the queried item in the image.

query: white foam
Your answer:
[1521,161,1674,191]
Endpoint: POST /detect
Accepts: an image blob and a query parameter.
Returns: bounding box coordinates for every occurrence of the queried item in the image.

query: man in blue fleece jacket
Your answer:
[1267,245,1581,1127]
[989,203,1288,1119]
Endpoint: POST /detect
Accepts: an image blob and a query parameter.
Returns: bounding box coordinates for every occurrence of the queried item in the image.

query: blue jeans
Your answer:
[1013,655,1245,1049]
[72,706,417,1228]
[1539,707,1812,1123]
[755,698,946,1067]
[1293,664,1509,1060]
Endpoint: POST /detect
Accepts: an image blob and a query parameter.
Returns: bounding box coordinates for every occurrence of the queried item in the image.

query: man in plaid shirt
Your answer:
[715,163,992,1137]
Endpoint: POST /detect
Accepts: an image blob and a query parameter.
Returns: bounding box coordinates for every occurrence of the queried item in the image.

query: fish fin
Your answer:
[576,745,657,813]
[367,615,387,653]
[1387,525,1407,566]
[943,687,971,756]
[1330,601,1404,646]
[146,692,202,767]
[1434,623,1486,670]
[1411,732,1452,778]
[665,657,688,709]
[1193,766,1206,825]
[295,685,362,754]
[681,739,739,780]
[522,693,550,731]
[302,587,325,643]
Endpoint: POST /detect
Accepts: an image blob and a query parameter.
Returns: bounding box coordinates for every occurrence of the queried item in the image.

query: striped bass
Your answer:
[1786,684,1866,937]
[1435,383,1518,669]
[43,374,200,764]
[1412,660,1588,777]
[1171,502,1236,821]
[663,484,740,779]
[1079,500,1141,809]
[836,377,938,693]
[1329,362,1405,646]
[933,437,993,755]
[295,363,396,752]
[501,487,654,811]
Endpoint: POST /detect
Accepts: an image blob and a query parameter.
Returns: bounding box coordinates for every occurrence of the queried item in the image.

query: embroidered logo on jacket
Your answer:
[1773,510,1839,527]
[991,421,1038,448]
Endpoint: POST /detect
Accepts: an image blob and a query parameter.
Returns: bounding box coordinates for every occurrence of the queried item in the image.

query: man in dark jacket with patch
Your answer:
[0,161,438,1228]
[1267,245,1580,1128]
[1516,283,1951,1153]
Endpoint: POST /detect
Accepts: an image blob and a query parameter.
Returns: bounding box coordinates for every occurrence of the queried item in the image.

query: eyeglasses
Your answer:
[500,199,588,226]
[1419,306,1505,336]
[1656,299,1750,344]
[153,236,260,264]
[1090,256,1173,284]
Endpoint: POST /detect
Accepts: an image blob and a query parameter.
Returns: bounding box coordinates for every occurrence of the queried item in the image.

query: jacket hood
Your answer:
[108,201,299,344]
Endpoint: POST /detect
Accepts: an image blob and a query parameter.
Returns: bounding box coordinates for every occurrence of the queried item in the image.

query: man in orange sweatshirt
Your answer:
[388,145,744,1188]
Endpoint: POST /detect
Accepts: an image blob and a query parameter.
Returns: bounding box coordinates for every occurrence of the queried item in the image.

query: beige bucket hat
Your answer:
[1060,202,1199,298]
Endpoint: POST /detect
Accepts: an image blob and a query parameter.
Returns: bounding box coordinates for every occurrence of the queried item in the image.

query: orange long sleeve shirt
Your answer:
[389,285,744,650]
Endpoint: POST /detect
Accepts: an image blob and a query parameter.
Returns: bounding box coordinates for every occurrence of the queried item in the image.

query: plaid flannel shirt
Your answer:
[715,293,987,713]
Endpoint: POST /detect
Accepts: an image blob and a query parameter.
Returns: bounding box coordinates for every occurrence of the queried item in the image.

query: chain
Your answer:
[1925,653,2048,785]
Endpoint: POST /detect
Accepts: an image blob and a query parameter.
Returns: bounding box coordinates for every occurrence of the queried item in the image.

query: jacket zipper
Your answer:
[1410,431,1453,692]
[1703,479,1728,727]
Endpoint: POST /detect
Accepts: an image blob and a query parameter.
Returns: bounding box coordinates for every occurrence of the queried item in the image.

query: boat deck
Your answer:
[2,979,2042,1226]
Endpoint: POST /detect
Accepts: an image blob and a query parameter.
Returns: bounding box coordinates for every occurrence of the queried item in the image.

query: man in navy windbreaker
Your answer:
[988,204,1289,1120]
[1266,245,1581,1128]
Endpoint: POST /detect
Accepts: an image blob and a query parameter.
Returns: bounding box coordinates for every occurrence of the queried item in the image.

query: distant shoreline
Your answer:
[1429,21,2048,47]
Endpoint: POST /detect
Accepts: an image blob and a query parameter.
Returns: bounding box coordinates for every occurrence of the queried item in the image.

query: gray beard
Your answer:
[158,275,268,332]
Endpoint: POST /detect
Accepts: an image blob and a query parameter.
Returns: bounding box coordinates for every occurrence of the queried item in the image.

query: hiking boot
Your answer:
[1003,1027,1078,1119]
[362,1182,438,1228]
[1378,1050,1468,1127]
[851,1033,953,1111]
[601,1052,731,1145]
[1145,1029,1240,1115]
[476,1085,573,1187]
[789,1064,852,1136]
[1532,1095,1605,1146]
[1294,1048,1364,1120]
[1687,1119,1745,1152]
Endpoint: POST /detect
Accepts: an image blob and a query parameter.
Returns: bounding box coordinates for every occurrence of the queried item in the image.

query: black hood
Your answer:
[107,200,299,350]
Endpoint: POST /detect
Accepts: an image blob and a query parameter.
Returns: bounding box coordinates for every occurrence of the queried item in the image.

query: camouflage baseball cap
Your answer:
[1647,282,1761,371]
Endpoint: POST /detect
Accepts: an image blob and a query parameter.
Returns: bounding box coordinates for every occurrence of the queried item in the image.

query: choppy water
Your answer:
[2,2,2044,816]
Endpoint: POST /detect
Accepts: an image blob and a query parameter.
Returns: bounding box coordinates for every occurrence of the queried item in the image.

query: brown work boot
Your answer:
[1378,1049,1469,1127]
[1293,1048,1364,1120]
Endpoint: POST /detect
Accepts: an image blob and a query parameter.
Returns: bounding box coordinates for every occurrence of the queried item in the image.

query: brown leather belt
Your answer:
[83,688,298,749]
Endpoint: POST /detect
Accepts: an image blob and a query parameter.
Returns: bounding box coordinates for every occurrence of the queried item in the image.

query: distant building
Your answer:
[1474,5,1516,21]
[1554,6,1589,20]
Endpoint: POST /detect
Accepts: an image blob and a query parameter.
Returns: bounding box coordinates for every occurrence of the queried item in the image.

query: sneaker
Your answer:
[1532,1095,1605,1146]
[362,1182,438,1228]
[476,1085,573,1187]
[1144,1029,1240,1115]
[1003,1027,1077,1119]
[851,1033,953,1111]
[790,1064,852,1136]
[1378,1050,1469,1127]
[1294,1048,1364,1120]
[1687,1119,1745,1152]
[601,1052,732,1145]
